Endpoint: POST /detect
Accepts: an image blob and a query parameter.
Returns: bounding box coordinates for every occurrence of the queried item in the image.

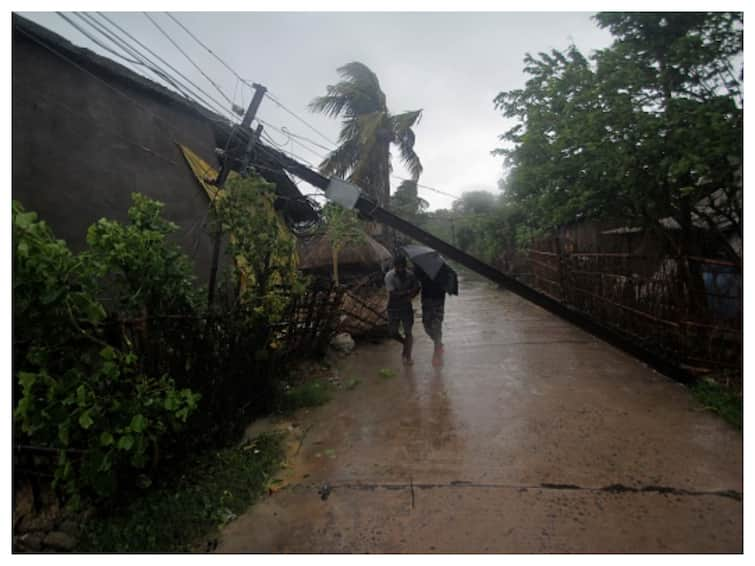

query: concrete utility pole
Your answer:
[207,82,267,308]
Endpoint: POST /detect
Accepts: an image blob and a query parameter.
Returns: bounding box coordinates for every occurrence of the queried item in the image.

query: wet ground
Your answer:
[218,274,742,553]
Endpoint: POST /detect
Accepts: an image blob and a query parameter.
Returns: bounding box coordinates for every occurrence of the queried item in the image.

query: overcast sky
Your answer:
[20,11,614,210]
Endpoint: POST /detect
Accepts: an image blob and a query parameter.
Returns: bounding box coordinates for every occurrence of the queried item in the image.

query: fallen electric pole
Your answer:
[257,144,693,384]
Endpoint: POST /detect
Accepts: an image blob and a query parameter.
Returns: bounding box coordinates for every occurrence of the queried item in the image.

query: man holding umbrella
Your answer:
[402,245,459,367]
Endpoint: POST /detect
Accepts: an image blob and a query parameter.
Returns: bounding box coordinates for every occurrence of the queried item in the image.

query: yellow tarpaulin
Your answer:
[178,144,299,291]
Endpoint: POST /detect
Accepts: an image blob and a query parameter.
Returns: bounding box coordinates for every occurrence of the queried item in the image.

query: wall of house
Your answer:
[12,22,226,285]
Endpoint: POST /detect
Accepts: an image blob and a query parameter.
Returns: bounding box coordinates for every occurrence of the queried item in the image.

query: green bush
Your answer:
[84,193,199,316]
[79,433,285,552]
[14,182,316,509]
[13,198,200,506]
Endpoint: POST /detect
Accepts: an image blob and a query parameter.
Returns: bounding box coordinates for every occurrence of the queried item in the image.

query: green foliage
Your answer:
[309,62,423,207]
[279,379,333,412]
[422,197,530,266]
[493,12,743,241]
[84,193,199,316]
[421,208,458,246]
[13,198,201,505]
[390,179,429,220]
[691,377,742,430]
[79,433,285,552]
[214,174,307,323]
[452,190,497,215]
[378,368,396,380]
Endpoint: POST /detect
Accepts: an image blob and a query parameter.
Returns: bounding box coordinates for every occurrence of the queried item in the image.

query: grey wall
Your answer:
[13,25,225,286]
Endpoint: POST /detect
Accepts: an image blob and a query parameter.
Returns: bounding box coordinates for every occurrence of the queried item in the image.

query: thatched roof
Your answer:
[298,233,392,271]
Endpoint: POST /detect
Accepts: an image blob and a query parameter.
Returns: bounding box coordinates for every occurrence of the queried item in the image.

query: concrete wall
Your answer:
[12,23,226,285]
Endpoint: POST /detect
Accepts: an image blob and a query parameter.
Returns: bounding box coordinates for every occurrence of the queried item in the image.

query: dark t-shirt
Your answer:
[417,267,447,301]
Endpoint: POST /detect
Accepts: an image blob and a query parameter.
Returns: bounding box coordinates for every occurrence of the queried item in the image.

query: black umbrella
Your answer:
[401,245,459,295]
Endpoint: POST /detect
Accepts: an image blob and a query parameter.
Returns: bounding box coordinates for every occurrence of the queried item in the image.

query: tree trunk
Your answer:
[332,245,340,286]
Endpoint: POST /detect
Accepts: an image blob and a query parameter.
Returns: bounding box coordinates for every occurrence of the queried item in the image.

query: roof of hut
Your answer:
[298,232,392,271]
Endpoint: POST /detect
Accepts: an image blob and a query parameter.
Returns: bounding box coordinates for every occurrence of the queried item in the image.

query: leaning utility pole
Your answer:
[207,82,267,308]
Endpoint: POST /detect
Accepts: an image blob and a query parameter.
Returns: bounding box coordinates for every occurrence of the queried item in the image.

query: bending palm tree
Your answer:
[309,62,423,208]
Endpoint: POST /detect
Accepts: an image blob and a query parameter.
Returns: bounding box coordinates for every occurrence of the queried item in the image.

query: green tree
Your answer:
[389,179,429,219]
[494,11,743,256]
[322,203,366,286]
[309,62,423,207]
[452,190,498,215]
[593,12,743,257]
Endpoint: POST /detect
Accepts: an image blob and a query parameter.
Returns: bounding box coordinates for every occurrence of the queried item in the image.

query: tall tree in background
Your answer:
[494,11,742,254]
[452,190,498,215]
[389,179,429,219]
[592,12,743,246]
[309,62,423,208]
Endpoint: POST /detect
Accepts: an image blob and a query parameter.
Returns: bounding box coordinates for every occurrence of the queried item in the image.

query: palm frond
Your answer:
[391,109,423,132]
[394,127,423,180]
[308,92,350,118]
[337,62,386,109]
[319,138,360,178]
[392,109,423,179]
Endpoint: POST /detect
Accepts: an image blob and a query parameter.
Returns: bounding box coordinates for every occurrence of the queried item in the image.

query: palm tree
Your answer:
[309,62,423,208]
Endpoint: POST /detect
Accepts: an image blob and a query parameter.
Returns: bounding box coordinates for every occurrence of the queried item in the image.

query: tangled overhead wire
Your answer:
[269,192,325,240]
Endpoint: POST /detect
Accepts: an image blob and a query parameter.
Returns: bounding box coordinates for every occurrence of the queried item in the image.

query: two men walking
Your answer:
[384,252,453,366]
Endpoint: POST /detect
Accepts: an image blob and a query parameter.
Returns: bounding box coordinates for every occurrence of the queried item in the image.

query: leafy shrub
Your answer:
[279,380,332,412]
[14,181,318,508]
[84,193,199,316]
[214,174,307,321]
[13,198,200,505]
[79,432,284,552]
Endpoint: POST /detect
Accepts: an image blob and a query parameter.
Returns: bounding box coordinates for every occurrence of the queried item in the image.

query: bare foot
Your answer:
[432,345,444,367]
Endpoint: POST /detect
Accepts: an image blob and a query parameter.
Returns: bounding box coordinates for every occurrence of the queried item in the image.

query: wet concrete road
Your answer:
[218,274,742,553]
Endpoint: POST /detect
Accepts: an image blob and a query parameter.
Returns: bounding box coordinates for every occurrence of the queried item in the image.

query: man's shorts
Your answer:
[421,297,445,343]
[387,304,414,338]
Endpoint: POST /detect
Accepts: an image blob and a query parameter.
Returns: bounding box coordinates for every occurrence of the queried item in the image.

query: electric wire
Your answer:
[95,12,238,122]
[17,20,321,232]
[69,12,214,115]
[34,15,460,211]
[256,118,330,164]
[279,125,335,154]
[265,89,338,147]
[143,12,235,107]
[69,12,199,104]
[94,13,237,122]
[58,12,141,65]
[15,23,223,183]
[145,13,461,204]
[164,12,251,87]
[259,131,319,169]
[254,109,461,201]
[258,116,461,201]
